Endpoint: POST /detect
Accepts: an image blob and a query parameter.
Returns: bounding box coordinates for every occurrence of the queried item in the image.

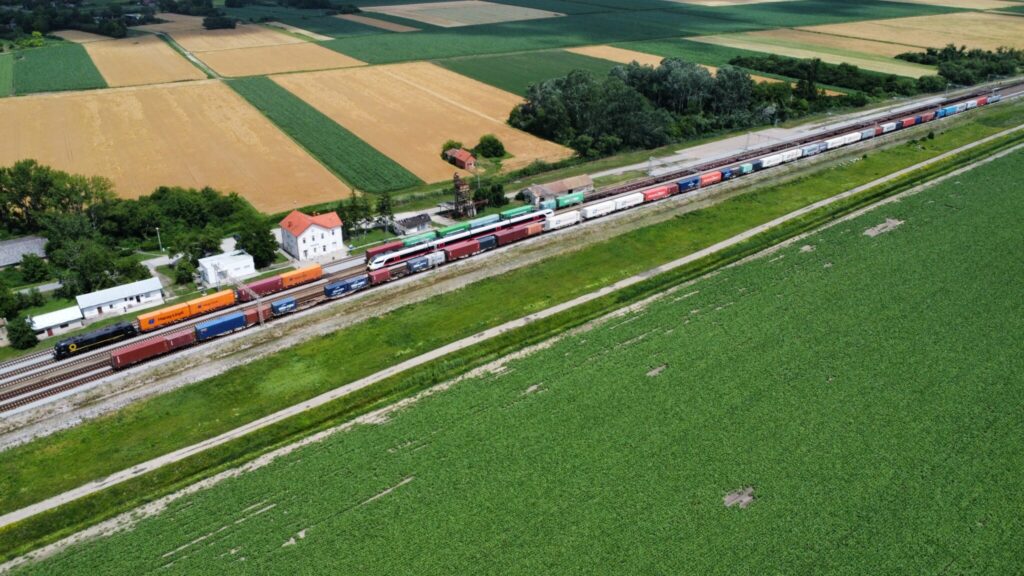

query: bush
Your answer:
[19,254,49,284]
[174,259,196,286]
[441,140,463,159]
[202,15,236,29]
[7,315,37,349]
[474,134,506,158]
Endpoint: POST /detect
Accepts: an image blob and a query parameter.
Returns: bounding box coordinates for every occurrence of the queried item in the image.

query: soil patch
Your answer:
[724,486,755,508]
[863,218,904,237]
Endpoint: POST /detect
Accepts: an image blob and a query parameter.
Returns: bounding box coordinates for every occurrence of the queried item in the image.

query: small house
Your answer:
[29,306,85,339]
[522,175,594,206]
[77,277,164,319]
[197,251,256,288]
[444,148,476,171]
[391,214,432,236]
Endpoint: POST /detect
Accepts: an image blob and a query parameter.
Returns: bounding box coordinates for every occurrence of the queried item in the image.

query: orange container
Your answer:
[187,290,235,317]
[280,264,323,289]
[137,303,190,332]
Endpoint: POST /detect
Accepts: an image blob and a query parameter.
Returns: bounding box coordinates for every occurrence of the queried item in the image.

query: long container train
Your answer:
[52,92,1003,367]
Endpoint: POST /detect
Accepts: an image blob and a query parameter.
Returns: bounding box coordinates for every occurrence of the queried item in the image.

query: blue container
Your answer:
[720,168,735,181]
[677,176,700,193]
[914,115,923,124]
[802,142,826,157]
[468,214,500,229]
[195,312,246,342]
[752,160,764,171]
[942,106,958,117]
[478,235,497,251]
[406,257,430,273]
[324,275,369,299]
[271,297,297,316]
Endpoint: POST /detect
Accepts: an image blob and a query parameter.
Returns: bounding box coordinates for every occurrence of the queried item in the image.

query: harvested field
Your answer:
[337,14,420,33]
[364,0,562,28]
[0,81,349,212]
[569,45,798,85]
[878,0,1019,9]
[166,21,302,53]
[265,21,333,41]
[801,12,1024,51]
[274,62,572,182]
[50,30,109,44]
[737,28,921,58]
[135,13,205,34]
[693,33,935,77]
[83,35,205,87]
[198,43,364,77]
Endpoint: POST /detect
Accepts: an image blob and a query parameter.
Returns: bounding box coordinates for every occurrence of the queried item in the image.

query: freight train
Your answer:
[52,92,1002,367]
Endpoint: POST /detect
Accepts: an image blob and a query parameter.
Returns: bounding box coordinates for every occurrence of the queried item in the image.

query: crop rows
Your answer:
[0,54,12,98]
[224,5,386,38]
[11,43,106,95]
[19,140,1024,575]
[228,76,421,193]
[437,50,618,96]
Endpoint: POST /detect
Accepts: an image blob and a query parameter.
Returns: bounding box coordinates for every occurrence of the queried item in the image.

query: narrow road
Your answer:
[1,125,1021,533]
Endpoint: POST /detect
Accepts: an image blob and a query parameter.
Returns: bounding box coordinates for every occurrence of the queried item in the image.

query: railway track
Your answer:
[1,81,1020,416]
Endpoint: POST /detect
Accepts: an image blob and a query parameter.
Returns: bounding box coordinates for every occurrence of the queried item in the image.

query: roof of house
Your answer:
[76,277,163,310]
[445,148,475,163]
[545,174,593,195]
[0,236,46,267]
[279,210,343,237]
[396,214,432,228]
[30,306,84,331]
[197,250,253,268]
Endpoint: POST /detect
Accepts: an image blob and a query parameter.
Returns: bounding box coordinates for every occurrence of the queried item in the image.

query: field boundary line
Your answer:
[1,122,1021,535]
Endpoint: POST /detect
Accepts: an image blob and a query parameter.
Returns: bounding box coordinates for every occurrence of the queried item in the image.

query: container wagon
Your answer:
[406,251,445,273]
[444,239,481,260]
[759,153,784,169]
[581,200,616,220]
[438,222,471,237]
[402,231,438,248]
[280,264,323,289]
[365,241,405,262]
[324,275,370,299]
[802,142,825,157]
[500,205,534,219]
[469,215,500,229]
[539,199,557,211]
[237,275,284,302]
[677,176,700,193]
[614,193,645,211]
[780,148,802,163]
[54,321,138,360]
[859,128,876,141]
[545,211,581,231]
[188,290,236,317]
[493,226,529,247]
[195,312,247,342]
[110,330,194,370]
[369,268,392,286]
[477,235,498,251]
[556,192,585,208]
[881,122,898,133]
[244,305,272,327]
[271,297,297,316]
[900,117,917,129]
[138,302,191,332]
[700,171,722,187]
[642,185,673,203]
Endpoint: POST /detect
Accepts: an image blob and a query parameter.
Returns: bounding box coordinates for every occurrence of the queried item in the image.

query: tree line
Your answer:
[727,55,947,97]
[0,0,156,41]
[897,44,1024,86]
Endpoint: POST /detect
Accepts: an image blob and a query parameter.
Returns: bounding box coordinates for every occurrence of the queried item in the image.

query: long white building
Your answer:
[76,277,164,320]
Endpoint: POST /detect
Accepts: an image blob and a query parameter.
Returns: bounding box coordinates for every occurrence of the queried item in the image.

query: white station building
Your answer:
[29,306,85,339]
[76,277,164,320]
[279,210,346,262]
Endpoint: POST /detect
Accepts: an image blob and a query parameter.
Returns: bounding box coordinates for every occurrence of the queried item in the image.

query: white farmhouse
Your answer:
[279,210,346,262]
[197,250,256,288]
[77,277,164,320]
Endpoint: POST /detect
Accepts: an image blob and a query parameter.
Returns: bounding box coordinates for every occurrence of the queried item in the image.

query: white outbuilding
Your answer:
[76,277,164,320]
[29,306,85,338]
[197,250,256,288]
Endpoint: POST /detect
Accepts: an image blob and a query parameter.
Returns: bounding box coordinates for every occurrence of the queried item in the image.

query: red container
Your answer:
[874,125,884,136]
[700,171,722,187]
[642,185,673,202]
[238,276,284,302]
[920,111,936,122]
[444,239,480,260]
[365,241,405,262]
[977,96,988,106]
[244,305,272,326]
[111,338,169,370]
[165,330,196,351]
[494,226,529,246]
[901,117,917,128]
[369,268,392,285]
[524,222,544,237]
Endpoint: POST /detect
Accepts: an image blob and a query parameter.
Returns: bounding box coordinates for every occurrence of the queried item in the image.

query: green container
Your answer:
[500,205,534,220]
[539,199,557,211]
[402,231,438,247]
[740,163,754,174]
[556,192,585,208]
[438,222,471,237]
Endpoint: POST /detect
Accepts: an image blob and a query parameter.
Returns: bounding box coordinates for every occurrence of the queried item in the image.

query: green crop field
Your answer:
[437,50,618,95]
[228,76,421,193]
[225,5,387,37]
[11,43,106,95]
[0,54,12,98]
[618,37,790,69]
[17,138,1024,574]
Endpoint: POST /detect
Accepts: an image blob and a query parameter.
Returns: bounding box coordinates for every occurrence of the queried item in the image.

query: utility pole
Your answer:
[156,227,163,252]
[218,263,264,328]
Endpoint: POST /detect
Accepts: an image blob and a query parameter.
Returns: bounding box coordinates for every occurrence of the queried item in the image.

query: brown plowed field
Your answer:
[801,12,1024,52]
[84,35,206,87]
[0,82,349,212]
[274,62,572,182]
[197,43,365,77]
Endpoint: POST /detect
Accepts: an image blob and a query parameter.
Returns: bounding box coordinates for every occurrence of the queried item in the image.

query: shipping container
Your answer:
[874,125,884,136]
[271,297,297,316]
[544,211,580,231]
[739,163,754,175]
[477,235,497,251]
[365,241,405,262]
[965,100,978,110]
[901,117,917,128]
[976,97,988,106]
[780,148,802,163]
[406,256,431,273]
[243,305,272,327]
[760,154,783,168]
[188,290,235,317]
[280,264,323,289]
[642,185,673,203]
[801,143,824,157]
[166,330,196,350]
[444,239,481,260]
[438,222,471,237]
[196,312,246,342]
[524,222,544,237]
[677,175,700,193]
[700,171,722,187]
[494,226,529,246]
[989,95,1002,103]
[556,192,585,208]
[860,128,876,141]
[237,276,284,302]
[539,199,557,211]
[720,168,735,181]
[110,330,195,370]
[500,205,534,219]
[956,102,968,112]
[751,160,764,171]
[324,275,370,299]
[614,193,645,211]
[402,231,437,248]
[882,122,898,133]
[369,269,392,286]
[138,302,191,332]
[469,214,500,229]
[825,136,845,150]
[581,200,616,219]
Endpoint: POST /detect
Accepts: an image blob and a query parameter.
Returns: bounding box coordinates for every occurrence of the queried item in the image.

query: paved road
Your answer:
[17,282,60,295]
[3,124,1020,532]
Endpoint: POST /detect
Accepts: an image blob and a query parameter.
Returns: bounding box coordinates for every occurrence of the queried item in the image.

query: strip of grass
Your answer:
[5,115,1022,565]
[0,54,12,97]
[228,76,421,193]
[11,43,106,95]
[0,99,1018,529]
[437,50,619,96]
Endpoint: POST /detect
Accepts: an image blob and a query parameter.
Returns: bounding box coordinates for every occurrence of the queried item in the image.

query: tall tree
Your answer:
[376,192,395,225]
[236,216,277,269]
[19,253,49,284]
[7,315,38,350]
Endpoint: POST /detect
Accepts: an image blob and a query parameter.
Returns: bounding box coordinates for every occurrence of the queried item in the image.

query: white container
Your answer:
[825,136,845,150]
[780,148,802,163]
[614,193,645,211]
[881,122,897,133]
[545,211,581,231]
[842,131,862,145]
[581,201,617,220]
[760,153,784,168]
[424,251,446,267]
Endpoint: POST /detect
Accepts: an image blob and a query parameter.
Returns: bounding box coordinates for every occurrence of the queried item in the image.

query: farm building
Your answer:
[77,277,164,319]
[198,251,256,288]
[279,210,347,262]
[522,175,594,205]
[0,236,46,268]
[29,306,85,339]
[444,148,476,170]
[391,214,433,236]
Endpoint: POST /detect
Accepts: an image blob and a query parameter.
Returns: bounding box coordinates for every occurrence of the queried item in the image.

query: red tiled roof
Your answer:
[279,210,342,236]
[446,148,475,163]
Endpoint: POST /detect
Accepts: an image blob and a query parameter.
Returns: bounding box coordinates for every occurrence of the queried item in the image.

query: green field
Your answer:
[225,5,386,37]
[18,137,1024,574]
[618,37,791,69]
[0,54,12,97]
[323,0,957,64]
[11,43,106,95]
[228,76,421,193]
[437,50,618,95]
